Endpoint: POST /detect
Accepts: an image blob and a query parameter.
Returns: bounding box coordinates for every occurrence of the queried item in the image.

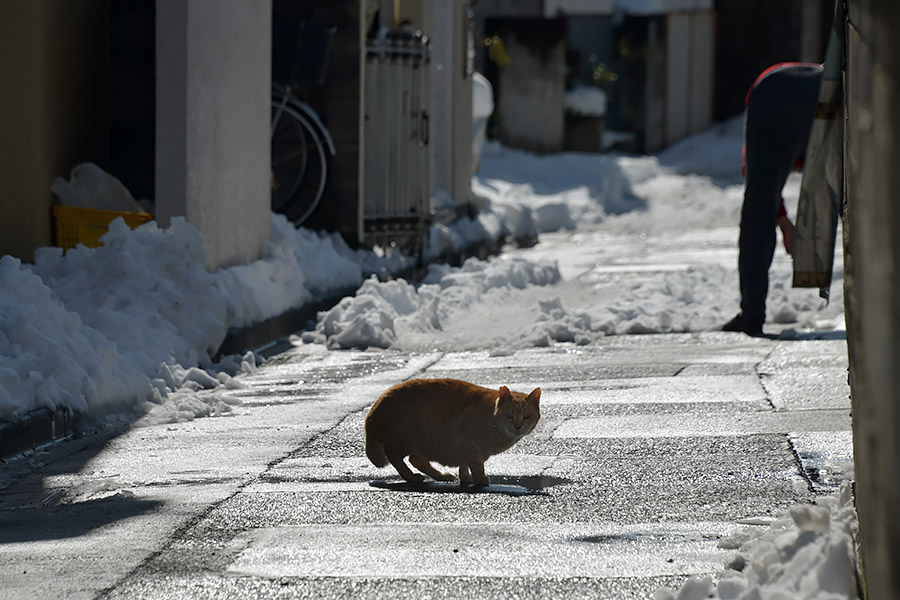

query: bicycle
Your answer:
[270,21,336,226]
[270,83,335,225]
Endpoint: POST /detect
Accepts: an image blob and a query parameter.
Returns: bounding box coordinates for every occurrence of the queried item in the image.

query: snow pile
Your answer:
[0,254,137,421]
[656,484,860,600]
[133,353,257,427]
[471,115,745,232]
[303,257,561,349]
[0,214,404,423]
[519,296,594,347]
[2,218,233,423]
[474,142,646,230]
[217,214,371,327]
[656,118,746,185]
[565,85,608,117]
[32,218,232,373]
[473,72,495,173]
[588,265,736,335]
[615,0,715,16]
[472,71,495,119]
[425,205,510,257]
[582,263,843,338]
[51,162,145,212]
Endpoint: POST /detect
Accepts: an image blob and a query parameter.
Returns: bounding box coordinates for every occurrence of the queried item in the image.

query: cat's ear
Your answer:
[526,388,541,406]
[495,386,512,414]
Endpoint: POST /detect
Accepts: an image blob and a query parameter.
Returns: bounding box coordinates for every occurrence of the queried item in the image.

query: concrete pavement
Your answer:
[0,330,851,599]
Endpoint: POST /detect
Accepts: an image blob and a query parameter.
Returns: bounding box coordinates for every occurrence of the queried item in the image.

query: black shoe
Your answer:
[722,313,764,337]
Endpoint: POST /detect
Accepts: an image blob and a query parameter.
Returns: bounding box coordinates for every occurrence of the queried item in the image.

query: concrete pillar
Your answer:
[494,18,566,154]
[156,0,271,270]
[845,0,900,596]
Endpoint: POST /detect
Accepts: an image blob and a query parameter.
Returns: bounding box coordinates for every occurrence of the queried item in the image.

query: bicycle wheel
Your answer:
[270,100,329,225]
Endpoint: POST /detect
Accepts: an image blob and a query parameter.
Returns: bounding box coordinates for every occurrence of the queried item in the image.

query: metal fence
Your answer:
[364,29,431,258]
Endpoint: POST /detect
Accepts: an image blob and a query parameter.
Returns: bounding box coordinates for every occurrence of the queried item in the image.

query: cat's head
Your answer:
[494,386,541,437]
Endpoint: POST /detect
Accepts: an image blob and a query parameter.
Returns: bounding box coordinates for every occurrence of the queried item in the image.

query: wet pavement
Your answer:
[0,333,851,599]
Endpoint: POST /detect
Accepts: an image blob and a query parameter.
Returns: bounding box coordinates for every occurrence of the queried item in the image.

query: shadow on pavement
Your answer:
[369,474,569,497]
[0,425,153,543]
[0,493,162,544]
[777,329,847,341]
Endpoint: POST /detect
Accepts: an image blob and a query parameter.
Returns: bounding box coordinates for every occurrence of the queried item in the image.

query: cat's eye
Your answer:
[524,415,533,420]
[506,414,514,419]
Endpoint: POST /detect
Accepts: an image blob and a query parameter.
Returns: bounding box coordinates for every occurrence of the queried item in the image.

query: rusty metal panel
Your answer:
[364,30,431,256]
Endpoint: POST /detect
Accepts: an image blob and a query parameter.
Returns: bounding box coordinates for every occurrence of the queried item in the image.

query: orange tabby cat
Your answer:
[365,378,541,486]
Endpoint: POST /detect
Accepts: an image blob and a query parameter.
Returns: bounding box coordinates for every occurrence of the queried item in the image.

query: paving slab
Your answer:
[226,521,744,579]
[554,409,850,439]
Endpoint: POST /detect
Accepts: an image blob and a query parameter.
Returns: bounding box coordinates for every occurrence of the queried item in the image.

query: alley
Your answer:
[1,329,851,599]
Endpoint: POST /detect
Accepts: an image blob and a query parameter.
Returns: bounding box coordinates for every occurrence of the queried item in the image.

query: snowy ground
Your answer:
[306,117,843,353]
[1,116,857,598]
[1,116,844,424]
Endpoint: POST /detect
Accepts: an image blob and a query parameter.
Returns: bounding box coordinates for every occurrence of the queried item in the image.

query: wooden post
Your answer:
[845,0,900,596]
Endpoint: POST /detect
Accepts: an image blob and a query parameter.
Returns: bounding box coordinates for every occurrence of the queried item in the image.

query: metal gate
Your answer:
[364,29,431,257]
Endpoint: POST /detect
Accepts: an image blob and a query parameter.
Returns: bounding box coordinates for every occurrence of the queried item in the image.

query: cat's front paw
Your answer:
[403,473,425,483]
[433,471,457,482]
[473,475,490,486]
[459,471,472,484]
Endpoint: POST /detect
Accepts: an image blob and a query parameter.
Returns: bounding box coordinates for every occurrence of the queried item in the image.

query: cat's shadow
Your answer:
[369,475,568,497]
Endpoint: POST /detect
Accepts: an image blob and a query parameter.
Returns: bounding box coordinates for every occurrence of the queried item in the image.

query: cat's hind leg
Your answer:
[409,455,456,482]
[384,448,424,483]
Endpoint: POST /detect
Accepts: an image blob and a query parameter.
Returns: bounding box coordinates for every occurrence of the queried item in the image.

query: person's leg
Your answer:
[737,123,793,328]
[735,69,818,330]
[738,183,787,326]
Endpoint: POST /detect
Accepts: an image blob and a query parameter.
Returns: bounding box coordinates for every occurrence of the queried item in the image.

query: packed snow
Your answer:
[301,258,563,350]
[564,85,608,117]
[656,483,859,600]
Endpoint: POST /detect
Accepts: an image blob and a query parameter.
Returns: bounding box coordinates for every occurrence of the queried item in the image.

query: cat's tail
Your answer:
[365,435,389,468]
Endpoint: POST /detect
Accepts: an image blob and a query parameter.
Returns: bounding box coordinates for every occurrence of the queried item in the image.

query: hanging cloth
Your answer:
[792,0,847,298]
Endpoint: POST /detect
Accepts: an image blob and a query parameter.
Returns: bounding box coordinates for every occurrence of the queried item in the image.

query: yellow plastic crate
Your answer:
[53,205,154,250]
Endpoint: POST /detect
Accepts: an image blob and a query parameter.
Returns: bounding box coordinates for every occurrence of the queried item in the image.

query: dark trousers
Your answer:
[739,64,822,323]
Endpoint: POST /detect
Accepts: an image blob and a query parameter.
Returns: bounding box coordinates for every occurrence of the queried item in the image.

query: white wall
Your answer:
[427,0,473,210]
[664,12,713,146]
[156,0,271,271]
[430,0,453,202]
[543,0,613,17]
